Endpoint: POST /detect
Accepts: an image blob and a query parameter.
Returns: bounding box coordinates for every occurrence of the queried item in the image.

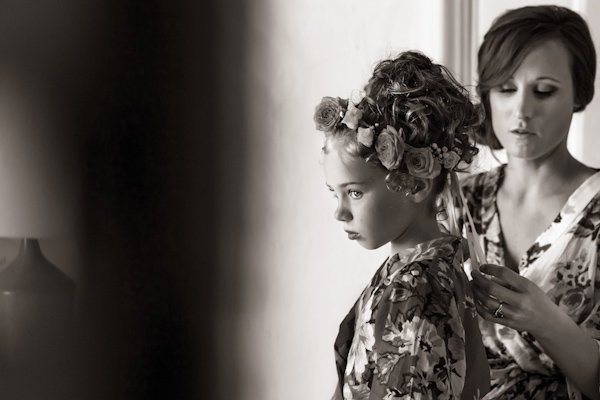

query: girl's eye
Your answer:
[348,190,363,199]
[328,188,338,199]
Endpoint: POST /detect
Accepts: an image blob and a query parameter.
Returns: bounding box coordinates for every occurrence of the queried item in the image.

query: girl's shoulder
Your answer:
[460,165,504,195]
[386,237,463,293]
[379,255,463,324]
[459,165,505,215]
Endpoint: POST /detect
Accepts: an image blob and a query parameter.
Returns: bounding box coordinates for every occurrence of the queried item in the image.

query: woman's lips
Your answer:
[511,128,535,135]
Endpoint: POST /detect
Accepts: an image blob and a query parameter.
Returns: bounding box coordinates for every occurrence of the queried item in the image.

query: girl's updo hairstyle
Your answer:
[324,51,483,199]
[477,5,596,149]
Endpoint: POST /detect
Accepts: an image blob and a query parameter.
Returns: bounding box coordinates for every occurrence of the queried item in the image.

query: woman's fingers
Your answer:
[470,265,555,334]
[472,294,505,321]
[479,264,529,292]
[471,281,505,310]
[471,269,519,305]
[471,278,513,323]
[487,273,512,289]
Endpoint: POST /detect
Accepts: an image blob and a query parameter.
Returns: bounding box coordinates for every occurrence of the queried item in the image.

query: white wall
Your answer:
[225,2,600,400]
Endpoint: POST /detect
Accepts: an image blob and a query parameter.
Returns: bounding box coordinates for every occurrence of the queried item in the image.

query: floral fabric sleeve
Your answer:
[576,197,600,393]
[368,259,467,399]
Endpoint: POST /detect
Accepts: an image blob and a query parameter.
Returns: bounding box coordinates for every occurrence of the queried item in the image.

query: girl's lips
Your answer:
[345,231,359,240]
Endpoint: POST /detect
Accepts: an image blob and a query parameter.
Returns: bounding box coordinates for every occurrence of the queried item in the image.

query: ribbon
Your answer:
[448,171,486,271]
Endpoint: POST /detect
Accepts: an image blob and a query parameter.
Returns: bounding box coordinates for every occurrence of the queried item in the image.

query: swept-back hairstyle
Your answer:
[323,51,483,197]
[477,5,597,149]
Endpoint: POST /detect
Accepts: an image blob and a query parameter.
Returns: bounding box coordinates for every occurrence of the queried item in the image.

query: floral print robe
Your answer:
[332,236,488,400]
[461,165,600,399]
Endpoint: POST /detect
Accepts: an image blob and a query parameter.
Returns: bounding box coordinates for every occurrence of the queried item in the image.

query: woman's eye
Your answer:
[498,86,515,93]
[535,87,556,97]
[348,190,363,199]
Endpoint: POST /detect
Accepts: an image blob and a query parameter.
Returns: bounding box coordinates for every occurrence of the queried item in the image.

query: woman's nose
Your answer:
[514,90,533,121]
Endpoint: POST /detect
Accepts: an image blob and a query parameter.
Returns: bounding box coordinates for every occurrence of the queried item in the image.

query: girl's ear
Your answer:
[406,177,433,203]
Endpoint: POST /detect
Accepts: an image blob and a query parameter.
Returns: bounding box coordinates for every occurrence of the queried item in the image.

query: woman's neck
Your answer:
[502,148,593,199]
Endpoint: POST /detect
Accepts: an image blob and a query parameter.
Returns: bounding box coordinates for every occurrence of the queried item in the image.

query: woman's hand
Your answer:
[470,264,557,337]
[471,263,600,399]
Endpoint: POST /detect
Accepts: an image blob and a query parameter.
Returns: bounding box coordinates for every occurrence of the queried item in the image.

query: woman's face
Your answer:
[489,40,576,161]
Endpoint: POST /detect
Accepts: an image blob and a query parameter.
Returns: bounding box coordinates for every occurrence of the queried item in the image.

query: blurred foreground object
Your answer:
[0,31,81,398]
[0,238,75,399]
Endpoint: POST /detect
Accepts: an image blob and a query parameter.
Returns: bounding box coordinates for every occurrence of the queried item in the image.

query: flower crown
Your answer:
[314,96,470,180]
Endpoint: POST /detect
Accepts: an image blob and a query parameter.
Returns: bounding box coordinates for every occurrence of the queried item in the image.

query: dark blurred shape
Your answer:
[0,238,75,400]
[1,0,246,398]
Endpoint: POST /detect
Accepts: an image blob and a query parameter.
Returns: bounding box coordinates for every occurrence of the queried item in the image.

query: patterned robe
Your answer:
[332,236,489,400]
[461,165,600,399]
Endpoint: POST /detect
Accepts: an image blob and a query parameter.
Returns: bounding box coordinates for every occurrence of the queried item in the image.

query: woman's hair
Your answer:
[321,51,483,199]
[477,5,597,149]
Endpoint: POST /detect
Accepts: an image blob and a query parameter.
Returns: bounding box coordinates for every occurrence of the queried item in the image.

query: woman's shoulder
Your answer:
[559,171,600,248]
[577,187,600,233]
[575,170,600,223]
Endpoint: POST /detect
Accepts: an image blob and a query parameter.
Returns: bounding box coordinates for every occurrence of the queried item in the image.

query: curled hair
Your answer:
[324,51,483,198]
[477,5,597,149]
[322,125,375,164]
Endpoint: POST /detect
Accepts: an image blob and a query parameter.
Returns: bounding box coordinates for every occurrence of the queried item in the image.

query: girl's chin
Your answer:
[355,240,385,251]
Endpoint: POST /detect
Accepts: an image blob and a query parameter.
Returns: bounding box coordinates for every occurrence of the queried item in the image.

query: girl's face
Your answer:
[489,40,576,161]
[323,144,419,251]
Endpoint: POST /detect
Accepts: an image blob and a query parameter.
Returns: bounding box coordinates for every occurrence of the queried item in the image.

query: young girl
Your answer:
[314,51,490,399]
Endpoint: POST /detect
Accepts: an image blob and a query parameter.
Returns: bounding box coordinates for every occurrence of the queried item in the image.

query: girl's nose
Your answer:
[334,202,351,222]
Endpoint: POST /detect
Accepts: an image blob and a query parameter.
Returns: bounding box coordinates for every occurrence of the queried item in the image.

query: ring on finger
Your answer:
[493,300,504,318]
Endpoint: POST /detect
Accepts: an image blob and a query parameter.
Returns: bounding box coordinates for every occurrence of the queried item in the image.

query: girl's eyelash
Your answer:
[327,187,362,199]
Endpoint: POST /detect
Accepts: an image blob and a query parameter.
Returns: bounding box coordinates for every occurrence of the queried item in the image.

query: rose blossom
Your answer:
[357,126,374,147]
[341,104,363,130]
[405,147,442,178]
[313,97,348,132]
[443,150,461,170]
[374,125,405,170]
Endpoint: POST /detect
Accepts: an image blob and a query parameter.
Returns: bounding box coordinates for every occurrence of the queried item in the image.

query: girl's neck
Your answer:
[389,214,442,256]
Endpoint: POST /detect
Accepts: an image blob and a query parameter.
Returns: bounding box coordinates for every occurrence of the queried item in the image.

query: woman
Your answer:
[464,5,600,399]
